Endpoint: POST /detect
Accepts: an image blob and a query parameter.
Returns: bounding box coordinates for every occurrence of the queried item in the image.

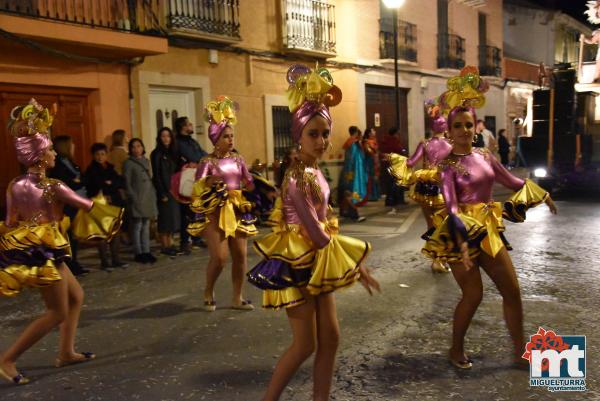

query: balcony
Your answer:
[165,0,241,43]
[438,33,465,70]
[379,19,417,63]
[0,0,167,57]
[281,0,336,58]
[479,45,502,77]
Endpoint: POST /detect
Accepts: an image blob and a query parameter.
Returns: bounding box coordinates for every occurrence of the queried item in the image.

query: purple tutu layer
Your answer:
[414,181,441,197]
[0,246,70,269]
[247,259,311,290]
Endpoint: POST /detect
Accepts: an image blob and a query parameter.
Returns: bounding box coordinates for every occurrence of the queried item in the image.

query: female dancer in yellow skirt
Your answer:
[187,96,257,311]
[421,67,558,369]
[247,64,380,401]
[387,103,452,273]
[0,99,123,384]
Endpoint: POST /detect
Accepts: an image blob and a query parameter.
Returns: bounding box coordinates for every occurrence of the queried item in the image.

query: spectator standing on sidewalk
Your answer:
[498,129,510,166]
[476,120,498,155]
[339,126,367,210]
[150,127,181,257]
[175,116,207,254]
[108,129,129,175]
[84,143,128,270]
[362,127,381,201]
[123,138,158,264]
[380,126,406,214]
[49,135,90,276]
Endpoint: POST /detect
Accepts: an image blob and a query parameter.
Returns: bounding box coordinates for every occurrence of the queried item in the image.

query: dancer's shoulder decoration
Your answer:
[204,95,238,145]
[434,66,489,117]
[9,98,55,138]
[586,1,600,25]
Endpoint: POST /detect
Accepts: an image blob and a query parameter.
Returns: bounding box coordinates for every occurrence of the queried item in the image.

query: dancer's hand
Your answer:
[545,196,558,215]
[460,242,474,270]
[358,265,381,296]
[206,176,223,186]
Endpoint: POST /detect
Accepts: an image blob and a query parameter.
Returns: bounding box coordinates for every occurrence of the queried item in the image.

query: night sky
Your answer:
[528,0,591,25]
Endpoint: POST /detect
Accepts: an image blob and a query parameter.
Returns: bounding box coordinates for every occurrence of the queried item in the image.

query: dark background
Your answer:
[528,0,591,25]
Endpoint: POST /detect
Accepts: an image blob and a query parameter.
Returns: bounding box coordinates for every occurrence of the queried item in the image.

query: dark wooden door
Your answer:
[0,85,93,213]
[365,84,409,149]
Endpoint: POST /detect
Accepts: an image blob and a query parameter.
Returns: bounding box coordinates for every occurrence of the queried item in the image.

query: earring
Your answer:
[297,144,302,152]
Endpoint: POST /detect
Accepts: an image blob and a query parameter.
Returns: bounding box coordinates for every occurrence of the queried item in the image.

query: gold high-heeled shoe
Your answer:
[0,366,30,385]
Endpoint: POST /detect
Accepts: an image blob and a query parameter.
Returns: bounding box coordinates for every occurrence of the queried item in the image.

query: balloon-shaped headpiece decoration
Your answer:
[8,98,55,166]
[434,66,489,126]
[286,63,342,143]
[424,97,448,134]
[204,96,238,145]
[585,1,600,24]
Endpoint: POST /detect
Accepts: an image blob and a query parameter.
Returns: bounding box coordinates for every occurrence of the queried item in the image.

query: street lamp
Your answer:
[383,0,405,130]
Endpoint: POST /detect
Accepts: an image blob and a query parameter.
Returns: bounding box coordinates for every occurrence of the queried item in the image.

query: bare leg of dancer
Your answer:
[0,265,69,377]
[228,234,249,306]
[449,260,483,363]
[203,215,228,305]
[57,265,88,363]
[262,291,316,401]
[313,292,340,401]
[478,248,524,361]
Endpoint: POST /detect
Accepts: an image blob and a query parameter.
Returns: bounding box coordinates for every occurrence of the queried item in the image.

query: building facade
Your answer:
[1,0,505,202]
[132,0,505,185]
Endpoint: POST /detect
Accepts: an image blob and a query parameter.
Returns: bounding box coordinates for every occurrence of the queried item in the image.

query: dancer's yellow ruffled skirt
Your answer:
[250,217,371,310]
[0,199,123,297]
[187,178,257,238]
[422,179,548,263]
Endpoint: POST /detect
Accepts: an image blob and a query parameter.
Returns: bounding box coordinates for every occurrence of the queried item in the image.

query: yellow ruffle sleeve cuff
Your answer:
[503,179,549,223]
[71,196,124,242]
[387,153,414,187]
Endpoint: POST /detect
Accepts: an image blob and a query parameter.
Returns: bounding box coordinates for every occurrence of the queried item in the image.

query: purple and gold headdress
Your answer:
[433,66,489,126]
[286,64,342,143]
[8,98,54,166]
[204,96,238,145]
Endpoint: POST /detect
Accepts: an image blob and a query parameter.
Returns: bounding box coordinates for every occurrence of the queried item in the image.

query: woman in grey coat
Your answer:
[123,138,158,264]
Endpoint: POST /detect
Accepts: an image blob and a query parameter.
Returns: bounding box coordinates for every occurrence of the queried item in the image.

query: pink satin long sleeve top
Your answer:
[5,173,93,227]
[282,164,331,250]
[195,153,253,190]
[440,148,525,215]
[407,137,453,169]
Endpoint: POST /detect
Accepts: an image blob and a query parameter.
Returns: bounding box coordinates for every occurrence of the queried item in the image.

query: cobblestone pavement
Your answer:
[0,200,597,401]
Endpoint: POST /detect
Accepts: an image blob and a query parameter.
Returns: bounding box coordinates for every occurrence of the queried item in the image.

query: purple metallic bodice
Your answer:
[195,153,253,190]
[5,173,93,226]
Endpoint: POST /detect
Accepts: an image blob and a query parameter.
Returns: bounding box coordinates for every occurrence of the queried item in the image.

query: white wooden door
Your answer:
[147,87,196,153]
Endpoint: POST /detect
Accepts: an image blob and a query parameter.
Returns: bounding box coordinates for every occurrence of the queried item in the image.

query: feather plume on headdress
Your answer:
[585,1,600,25]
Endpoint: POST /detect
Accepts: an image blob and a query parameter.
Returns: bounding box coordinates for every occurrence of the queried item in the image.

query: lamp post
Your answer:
[383,0,405,130]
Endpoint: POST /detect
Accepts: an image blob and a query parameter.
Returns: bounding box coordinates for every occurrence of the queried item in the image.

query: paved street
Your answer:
[0,198,598,401]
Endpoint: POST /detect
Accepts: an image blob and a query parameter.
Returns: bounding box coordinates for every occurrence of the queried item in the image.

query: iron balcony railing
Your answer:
[0,0,162,34]
[282,0,336,56]
[438,33,466,69]
[379,19,417,62]
[479,45,502,76]
[166,0,240,40]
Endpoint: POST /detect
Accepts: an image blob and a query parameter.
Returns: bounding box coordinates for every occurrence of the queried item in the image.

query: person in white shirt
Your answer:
[476,120,498,154]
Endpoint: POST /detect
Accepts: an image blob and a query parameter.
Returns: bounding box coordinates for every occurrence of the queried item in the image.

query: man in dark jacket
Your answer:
[84,143,128,270]
[49,135,90,276]
[175,116,208,253]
